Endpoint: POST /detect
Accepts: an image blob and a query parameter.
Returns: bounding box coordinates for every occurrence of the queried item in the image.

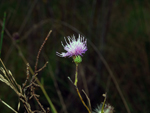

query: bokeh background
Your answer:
[0,0,150,113]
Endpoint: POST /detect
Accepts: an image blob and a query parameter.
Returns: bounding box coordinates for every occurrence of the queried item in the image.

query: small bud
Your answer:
[74,56,82,64]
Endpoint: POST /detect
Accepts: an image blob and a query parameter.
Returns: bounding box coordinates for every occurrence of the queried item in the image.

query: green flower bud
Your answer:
[74,56,82,64]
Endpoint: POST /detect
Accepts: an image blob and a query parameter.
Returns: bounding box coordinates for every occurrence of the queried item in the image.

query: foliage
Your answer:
[0,0,150,113]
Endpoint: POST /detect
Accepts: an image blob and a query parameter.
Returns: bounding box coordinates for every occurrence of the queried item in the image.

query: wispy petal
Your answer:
[56,35,87,57]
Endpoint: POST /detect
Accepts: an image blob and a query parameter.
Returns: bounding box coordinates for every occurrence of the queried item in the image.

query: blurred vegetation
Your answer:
[0,0,150,113]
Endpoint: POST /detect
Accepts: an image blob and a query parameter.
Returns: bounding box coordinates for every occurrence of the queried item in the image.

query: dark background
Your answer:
[0,0,150,113]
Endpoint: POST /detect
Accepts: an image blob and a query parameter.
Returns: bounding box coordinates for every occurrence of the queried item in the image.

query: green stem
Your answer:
[0,12,6,57]
[76,88,91,113]
[101,94,107,113]
[74,63,78,86]
[74,63,91,113]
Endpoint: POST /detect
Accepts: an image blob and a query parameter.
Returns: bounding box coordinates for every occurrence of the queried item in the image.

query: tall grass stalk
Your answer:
[0,12,6,57]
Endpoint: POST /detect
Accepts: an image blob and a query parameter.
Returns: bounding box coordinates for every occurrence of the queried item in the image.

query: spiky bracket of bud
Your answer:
[73,55,82,64]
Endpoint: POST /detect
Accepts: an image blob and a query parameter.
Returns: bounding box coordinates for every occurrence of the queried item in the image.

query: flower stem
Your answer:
[74,63,78,86]
[76,87,91,113]
[101,94,107,113]
[74,63,91,113]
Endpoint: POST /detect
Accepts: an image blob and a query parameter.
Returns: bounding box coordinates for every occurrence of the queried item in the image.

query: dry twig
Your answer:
[0,30,52,113]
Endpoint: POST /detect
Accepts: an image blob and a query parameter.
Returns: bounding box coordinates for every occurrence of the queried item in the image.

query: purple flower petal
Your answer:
[56,34,87,57]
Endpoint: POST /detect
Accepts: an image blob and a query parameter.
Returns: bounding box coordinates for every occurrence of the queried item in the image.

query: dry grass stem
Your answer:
[82,89,92,112]
[0,30,52,113]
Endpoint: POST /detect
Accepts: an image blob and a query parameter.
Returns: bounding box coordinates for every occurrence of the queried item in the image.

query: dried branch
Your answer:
[0,30,52,113]
[34,30,52,72]
[23,30,52,113]
[36,61,48,73]
[22,63,30,90]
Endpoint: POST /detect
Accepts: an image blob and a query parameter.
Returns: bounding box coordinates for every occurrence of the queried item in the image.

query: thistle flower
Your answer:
[56,34,87,58]
[93,103,114,113]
